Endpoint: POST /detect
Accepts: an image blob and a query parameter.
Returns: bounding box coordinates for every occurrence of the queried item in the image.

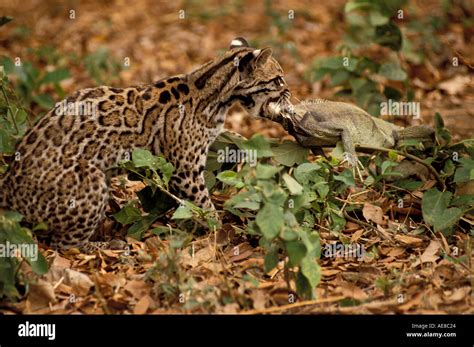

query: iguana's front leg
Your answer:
[299,120,363,180]
[299,120,358,165]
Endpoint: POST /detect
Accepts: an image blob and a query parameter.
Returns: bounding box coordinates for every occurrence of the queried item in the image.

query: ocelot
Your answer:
[0,37,291,252]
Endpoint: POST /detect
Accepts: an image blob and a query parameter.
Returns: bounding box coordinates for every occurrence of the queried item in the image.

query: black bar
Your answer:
[0,314,471,346]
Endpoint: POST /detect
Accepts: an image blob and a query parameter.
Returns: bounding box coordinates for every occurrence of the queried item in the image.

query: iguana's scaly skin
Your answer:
[279,100,434,159]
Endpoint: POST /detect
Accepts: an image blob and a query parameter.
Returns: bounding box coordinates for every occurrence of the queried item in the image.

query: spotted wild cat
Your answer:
[0,38,291,252]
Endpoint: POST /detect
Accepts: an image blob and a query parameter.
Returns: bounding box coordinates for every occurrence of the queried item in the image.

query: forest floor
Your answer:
[0,0,472,314]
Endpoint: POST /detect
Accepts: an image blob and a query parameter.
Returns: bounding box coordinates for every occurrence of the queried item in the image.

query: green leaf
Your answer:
[256,164,282,179]
[301,256,321,290]
[334,169,356,186]
[127,214,158,240]
[32,222,48,232]
[453,158,474,184]
[330,69,350,86]
[132,148,158,169]
[381,160,399,174]
[422,188,464,232]
[216,170,244,188]
[384,86,403,100]
[233,200,260,210]
[294,163,322,184]
[344,1,372,13]
[158,160,174,186]
[379,62,407,81]
[315,57,345,70]
[113,205,142,225]
[3,211,24,222]
[32,94,55,109]
[0,16,13,27]
[42,69,70,84]
[241,134,273,158]
[286,241,307,267]
[203,170,216,190]
[136,186,176,215]
[282,173,303,195]
[296,271,312,299]
[172,204,194,220]
[369,10,389,26]
[393,179,423,191]
[28,251,48,275]
[264,250,279,272]
[374,23,403,51]
[272,141,309,167]
[256,203,284,239]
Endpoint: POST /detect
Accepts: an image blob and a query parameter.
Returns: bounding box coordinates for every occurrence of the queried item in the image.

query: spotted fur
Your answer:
[1,38,290,251]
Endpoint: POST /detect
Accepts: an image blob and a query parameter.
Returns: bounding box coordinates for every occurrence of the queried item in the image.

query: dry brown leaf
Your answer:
[363,203,384,225]
[220,303,240,314]
[181,245,215,268]
[230,249,253,262]
[411,240,441,268]
[251,290,266,310]
[350,228,364,243]
[438,75,471,95]
[443,287,471,304]
[25,279,57,312]
[337,282,368,301]
[215,224,236,245]
[124,280,150,299]
[394,234,424,247]
[50,253,72,269]
[321,269,340,276]
[96,272,126,289]
[64,269,94,296]
[133,295,153,314]
[100,250,121,258]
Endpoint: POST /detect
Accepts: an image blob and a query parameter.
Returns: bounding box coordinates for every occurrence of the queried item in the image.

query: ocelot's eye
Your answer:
[273,77,285,89]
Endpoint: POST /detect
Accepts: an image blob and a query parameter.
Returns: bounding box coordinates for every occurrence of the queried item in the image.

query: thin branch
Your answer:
[355,145,446,191]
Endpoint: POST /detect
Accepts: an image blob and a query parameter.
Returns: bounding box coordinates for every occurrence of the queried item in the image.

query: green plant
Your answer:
[0,56,70,112]
[84,47,123,85]
[307,0,411,115]
[0,66,30,174]
[0,211,48,301]
[215,135,361,299]
[113,148,218,240]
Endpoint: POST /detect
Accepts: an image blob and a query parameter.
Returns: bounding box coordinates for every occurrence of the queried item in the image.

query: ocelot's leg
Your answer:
[169,170,216,214]
[48,164,125,252]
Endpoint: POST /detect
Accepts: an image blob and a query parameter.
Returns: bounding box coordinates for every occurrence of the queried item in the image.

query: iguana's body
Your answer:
[276,100,434,159]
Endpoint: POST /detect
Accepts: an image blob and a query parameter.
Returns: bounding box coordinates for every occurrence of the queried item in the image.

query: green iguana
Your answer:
[268,99,434,164]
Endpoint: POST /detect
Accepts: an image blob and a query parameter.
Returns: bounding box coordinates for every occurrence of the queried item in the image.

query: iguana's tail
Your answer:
[398,125,434,140]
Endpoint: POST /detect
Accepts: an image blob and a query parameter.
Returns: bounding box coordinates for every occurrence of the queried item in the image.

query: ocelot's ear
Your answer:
[238,47,273,71]
[229,37,249,49]
[252,48,273,68]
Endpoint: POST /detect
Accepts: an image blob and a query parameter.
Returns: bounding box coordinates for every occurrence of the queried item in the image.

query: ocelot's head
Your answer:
[227,37,292,120]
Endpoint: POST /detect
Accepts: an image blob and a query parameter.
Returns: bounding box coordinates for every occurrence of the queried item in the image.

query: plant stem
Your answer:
[355,145,446,191]
[0,84,19,134]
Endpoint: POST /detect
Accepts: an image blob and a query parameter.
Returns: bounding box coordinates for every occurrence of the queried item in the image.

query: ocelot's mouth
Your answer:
[266,93,293,120]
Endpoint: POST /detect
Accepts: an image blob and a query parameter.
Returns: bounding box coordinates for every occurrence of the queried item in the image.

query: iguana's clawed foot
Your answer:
[340,152,364,182]
[353,159,365,182]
